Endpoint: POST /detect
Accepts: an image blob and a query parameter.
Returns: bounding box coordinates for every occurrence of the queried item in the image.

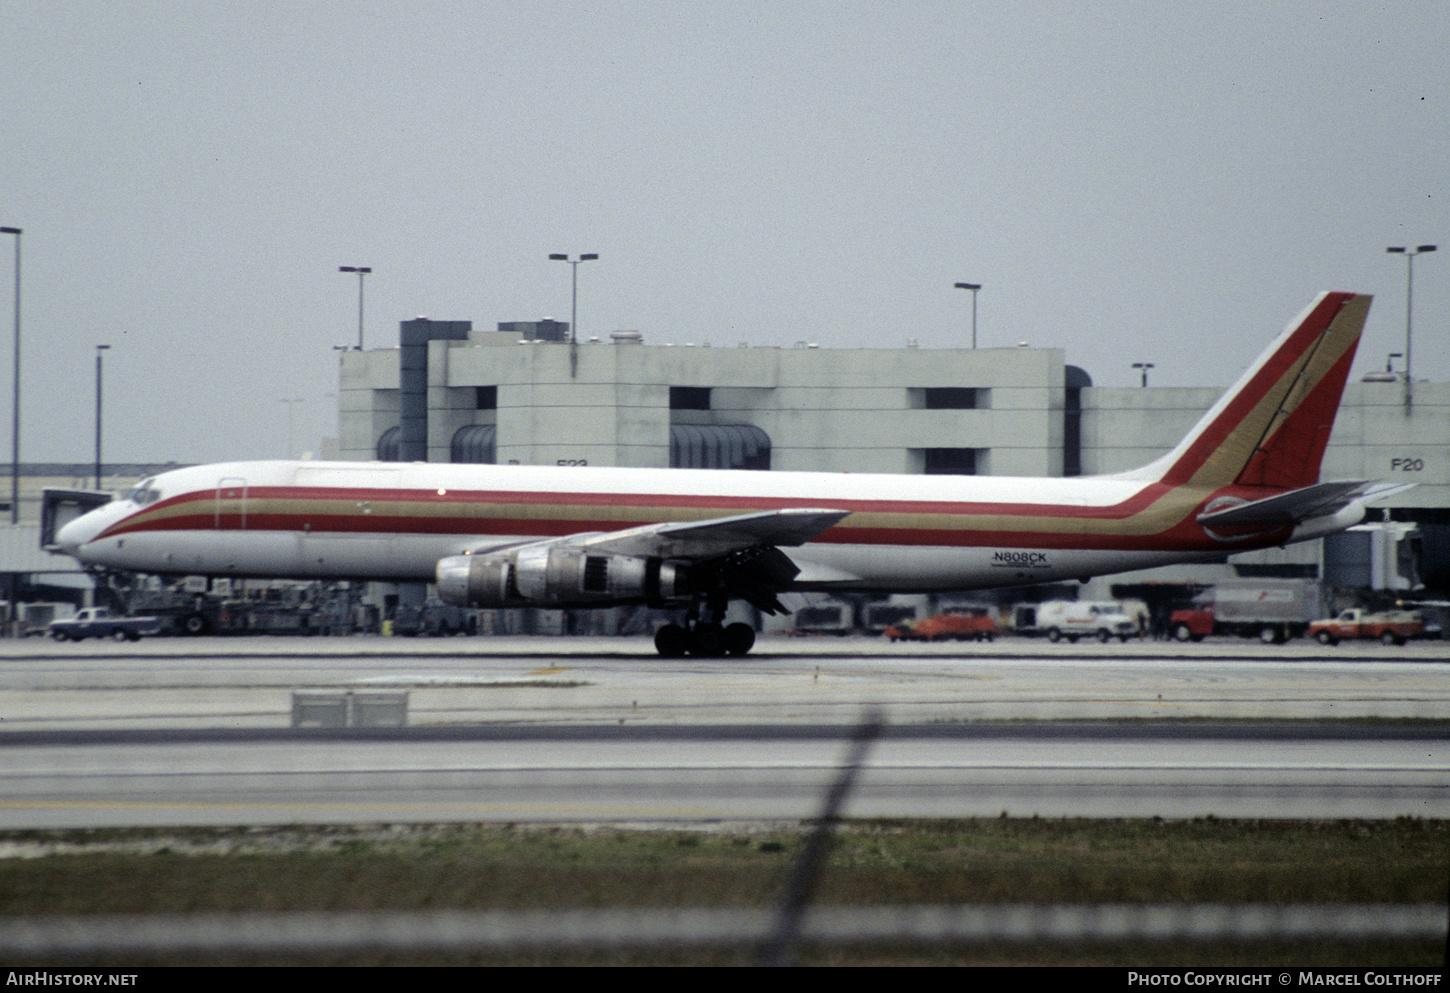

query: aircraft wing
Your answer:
[577,508,853,614]
[1197,481,1412,529]
[438,508,854,617]
[570,507,853,559]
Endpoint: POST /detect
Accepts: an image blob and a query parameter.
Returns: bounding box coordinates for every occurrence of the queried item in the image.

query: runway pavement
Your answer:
[0,634,1445,828]
[1,633,1448,729]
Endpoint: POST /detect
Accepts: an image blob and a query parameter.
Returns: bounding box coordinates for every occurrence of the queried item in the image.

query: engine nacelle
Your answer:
[436,546,690,608]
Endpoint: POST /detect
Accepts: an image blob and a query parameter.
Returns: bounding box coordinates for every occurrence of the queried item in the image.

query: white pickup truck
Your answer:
[48,607,160,642]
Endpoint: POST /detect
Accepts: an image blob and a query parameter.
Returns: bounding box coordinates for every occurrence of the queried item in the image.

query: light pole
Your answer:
[1,227,19,524]
[1132,362,1155,388]
[1386,245,1436,410]
[94,345,110,490]
[549,254,598,377]
[954,282,981,348]
[332,346,350,448]
[280,397,305,459]
[339,266,371,350]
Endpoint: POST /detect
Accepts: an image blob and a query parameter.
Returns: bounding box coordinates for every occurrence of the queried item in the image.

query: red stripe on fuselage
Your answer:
[104,482,1170,534]
[114,478,1175,520]
[97,479,1288,554]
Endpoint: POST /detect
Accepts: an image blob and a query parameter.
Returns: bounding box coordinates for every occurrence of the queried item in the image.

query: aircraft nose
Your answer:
[55,511,107,558]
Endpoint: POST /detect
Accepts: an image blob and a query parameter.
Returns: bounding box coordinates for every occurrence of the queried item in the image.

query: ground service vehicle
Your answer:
[1309,608,1426,646]
[392,600,478,636]
[863,601,919,636]
[12,602,70,637]
[1013,600,1139,643]
[1170,579,1325,643]
[790,603,853,636]
[885,607,998,642]
[48,607,160,642]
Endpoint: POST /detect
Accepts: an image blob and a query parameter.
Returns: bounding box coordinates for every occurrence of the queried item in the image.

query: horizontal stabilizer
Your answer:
[1197,481,1412,529]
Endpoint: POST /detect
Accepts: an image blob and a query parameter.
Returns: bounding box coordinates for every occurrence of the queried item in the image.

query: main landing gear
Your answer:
[654,597,756,657]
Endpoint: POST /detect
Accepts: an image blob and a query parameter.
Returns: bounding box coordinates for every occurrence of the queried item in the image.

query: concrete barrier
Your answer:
[291,690,407,728]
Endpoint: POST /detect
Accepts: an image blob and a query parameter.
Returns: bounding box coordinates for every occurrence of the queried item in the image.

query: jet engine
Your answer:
[436,544,691,608]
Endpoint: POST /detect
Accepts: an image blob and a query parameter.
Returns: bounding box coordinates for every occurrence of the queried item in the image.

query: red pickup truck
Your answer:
[885,608,998,642]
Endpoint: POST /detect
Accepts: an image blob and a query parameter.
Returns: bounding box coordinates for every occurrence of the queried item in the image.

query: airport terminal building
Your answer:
[334,317,1448,593]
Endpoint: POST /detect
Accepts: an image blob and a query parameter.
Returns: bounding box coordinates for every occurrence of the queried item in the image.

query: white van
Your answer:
[1012,600,1139,643]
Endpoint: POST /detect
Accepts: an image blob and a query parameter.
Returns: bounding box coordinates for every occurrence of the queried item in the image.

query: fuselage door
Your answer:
[216,477,248,530]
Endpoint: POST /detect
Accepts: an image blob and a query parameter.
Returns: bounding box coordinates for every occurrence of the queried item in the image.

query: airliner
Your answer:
[56,291,1393,656]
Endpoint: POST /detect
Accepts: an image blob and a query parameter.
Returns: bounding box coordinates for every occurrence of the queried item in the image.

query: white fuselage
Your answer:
[57,458,1275,592]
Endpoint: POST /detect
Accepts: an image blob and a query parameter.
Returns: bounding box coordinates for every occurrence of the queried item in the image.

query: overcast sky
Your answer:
[2,1,1446,466]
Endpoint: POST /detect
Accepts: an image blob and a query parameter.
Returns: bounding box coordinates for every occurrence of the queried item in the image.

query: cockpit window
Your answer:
[124,479,162,505]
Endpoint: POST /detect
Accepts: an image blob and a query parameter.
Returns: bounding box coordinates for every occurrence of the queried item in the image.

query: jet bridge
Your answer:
[40,488,113,553]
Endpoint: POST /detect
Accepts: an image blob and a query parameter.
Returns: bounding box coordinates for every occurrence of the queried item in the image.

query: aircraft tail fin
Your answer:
[1125,292,1370,490]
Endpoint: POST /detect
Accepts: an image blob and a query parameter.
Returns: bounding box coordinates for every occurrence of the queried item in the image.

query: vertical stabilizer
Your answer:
[1125,292,1370,491]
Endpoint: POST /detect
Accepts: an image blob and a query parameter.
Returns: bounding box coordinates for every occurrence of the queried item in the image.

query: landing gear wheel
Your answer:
[655,591,758,658]
[722,622,755,656]
[654,623,689,658]
[689,623,726,657]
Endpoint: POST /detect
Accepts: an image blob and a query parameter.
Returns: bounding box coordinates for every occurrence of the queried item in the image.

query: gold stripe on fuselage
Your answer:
[141,482,1211,543]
